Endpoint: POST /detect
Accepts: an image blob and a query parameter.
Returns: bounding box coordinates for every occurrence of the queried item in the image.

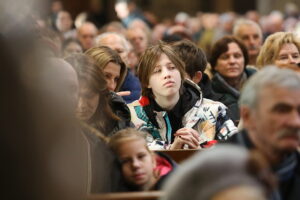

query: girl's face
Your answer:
[148,53,181,100]
[103,62,121,91]
[118,139,156,190]
[76,80,99,121]
[215,42,245,80]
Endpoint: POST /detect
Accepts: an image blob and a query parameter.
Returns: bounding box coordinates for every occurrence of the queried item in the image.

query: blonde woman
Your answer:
[257,32,300,70]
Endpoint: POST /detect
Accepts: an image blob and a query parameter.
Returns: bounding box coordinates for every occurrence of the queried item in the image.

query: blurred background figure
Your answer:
[233,19,263,68]
[257,32,300,71]
[55,10,77,40]
[126,26,150,59]
[62,38,83,57]
[162,145,275,200]
[48,0,64,30]
[213,12,236,42]
[114,0,151,28]
[76,22,98,51]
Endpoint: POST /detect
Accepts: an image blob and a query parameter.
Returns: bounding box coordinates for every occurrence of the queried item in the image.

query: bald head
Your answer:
[95,32,130,65]
[77,22,97,51]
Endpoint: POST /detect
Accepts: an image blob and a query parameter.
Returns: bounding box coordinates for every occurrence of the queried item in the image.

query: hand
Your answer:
[116,91,131,97]
[170,136,200,149]
[174,128,200,143]
[171,128,200,149]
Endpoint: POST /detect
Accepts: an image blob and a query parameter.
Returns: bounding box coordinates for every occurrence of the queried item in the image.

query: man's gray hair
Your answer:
[239,66,300,109]
[233,19,262,38]
[94,32,130,51]
[162,145,264,200]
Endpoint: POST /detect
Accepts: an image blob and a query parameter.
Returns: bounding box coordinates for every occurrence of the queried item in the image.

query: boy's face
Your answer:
[118,139,156,189]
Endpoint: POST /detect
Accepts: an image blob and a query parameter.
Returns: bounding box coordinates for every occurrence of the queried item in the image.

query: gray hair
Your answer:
[233,19,262,39]
[239,66,300,109]
[94,32,130,51]
[161,145,265,200]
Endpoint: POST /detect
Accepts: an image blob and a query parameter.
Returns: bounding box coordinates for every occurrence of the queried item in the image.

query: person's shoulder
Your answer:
[202,98,228,108]
[127,99,141,108]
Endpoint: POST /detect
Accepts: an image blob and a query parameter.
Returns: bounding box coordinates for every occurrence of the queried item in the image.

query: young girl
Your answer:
[109,128,175,191]
[128,42,237,150]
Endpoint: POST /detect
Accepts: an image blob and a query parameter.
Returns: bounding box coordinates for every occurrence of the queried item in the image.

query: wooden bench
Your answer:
[155,149,199,163]
[88,191,164,200]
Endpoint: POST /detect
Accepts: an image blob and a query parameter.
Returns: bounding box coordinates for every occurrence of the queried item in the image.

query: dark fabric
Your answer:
[145,81,200,141]
[120,70,141,104]
[82,129,122,193]
[109,92,134,136]
[211,68,256,122]
[225,130,300,200]
[198,73,223,102]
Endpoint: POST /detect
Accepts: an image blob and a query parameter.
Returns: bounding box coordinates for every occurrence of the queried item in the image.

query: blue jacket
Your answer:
[120,70,141,104]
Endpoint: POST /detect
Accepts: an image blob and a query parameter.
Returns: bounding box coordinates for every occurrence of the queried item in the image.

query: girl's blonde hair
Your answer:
[109,128,150,153]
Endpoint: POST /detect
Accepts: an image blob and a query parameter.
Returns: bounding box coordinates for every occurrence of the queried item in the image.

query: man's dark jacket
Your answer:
[226,130,300,200]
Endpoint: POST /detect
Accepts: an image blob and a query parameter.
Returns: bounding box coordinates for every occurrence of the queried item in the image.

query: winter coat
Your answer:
[128,79,237,150]
[109,92,134,136]
[211,67,256,123]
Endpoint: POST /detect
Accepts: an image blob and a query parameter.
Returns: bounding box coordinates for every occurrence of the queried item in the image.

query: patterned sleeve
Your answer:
[215,105,238,140]
[139,126,170,150]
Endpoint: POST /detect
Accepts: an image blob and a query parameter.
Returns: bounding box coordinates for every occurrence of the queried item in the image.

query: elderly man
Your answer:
[95,32,141,103]
[233,19,263,67]
[228,66,300,200]
[77,22,97,51]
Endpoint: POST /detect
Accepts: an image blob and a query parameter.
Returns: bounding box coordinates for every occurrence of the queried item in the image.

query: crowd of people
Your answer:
[3,0,300,199]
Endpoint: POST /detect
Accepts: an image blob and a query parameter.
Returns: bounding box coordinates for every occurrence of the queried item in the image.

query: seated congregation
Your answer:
[5,2,300,199]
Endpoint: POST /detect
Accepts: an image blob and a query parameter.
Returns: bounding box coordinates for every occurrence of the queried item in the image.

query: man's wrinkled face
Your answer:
[236,24,262,58]
[246,85,300,154]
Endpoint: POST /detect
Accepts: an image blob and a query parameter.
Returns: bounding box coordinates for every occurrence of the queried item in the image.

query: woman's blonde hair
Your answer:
[85,46,127,91]
[109,128,150,153]
[256,32,300,68]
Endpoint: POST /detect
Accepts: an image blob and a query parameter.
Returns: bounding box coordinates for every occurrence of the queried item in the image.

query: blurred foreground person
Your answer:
[109,128,175,191]
[65,53,133,136]
[228,66,300,200]
[257,32,300,72]
[0,28,88,200]
[162,145,275,200]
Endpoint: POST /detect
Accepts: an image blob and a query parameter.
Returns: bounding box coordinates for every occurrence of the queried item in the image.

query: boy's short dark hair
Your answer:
[172,39,207,78]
